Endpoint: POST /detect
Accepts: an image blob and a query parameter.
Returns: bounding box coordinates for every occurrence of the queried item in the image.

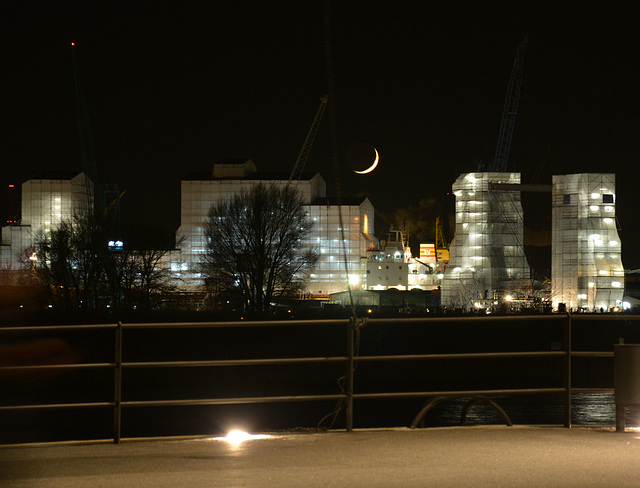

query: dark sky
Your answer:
[3,2,640,267]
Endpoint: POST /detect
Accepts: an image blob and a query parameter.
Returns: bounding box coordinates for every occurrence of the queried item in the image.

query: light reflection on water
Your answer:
[423,393,621,427]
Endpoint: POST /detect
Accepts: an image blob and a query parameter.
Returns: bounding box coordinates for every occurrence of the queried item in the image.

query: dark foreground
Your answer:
[3,426,640,487]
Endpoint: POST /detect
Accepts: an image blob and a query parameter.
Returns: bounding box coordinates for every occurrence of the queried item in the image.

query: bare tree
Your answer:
[29,212,107,312]
[29,212,180,314]
[203,183,317,313]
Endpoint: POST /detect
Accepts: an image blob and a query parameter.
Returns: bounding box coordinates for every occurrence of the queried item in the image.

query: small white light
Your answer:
[591,193,600,199]
[226,430,251,443]
[223,430,270,445]
[612,281,621,288]
[590,205,599,211]
[603,218,613,224]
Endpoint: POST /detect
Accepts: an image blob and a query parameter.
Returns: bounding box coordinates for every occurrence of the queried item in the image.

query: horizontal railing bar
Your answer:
[0,402,116,411]
[123,357,348,368]
[365,315,568,324]
[0,323,117,333]
[353,388,567,400]
[121,319,349,329]
[2,314,637,334]
[2,387,614,413]
[0,363,115,372]
[0,350,611,372]
[122,394,347,407]
[0,350,613,372]
[356,351,566,362]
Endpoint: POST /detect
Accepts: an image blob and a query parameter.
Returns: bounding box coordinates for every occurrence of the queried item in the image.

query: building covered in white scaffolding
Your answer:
[441,172,530,308]
[551,173,624,311]
[174,160,376,298]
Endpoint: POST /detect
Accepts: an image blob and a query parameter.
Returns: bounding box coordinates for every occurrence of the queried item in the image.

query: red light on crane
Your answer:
[8,184,15,188]
[71,42,75,47]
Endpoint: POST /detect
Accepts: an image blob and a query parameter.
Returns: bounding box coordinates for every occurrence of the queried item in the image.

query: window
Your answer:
[563,194,571,204]
[603,194,614,204]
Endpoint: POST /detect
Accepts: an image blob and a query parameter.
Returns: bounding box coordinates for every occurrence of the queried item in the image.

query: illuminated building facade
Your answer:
[307,197,375,296]
[441,172,530,308]
[1,172,91,269]
[364,230,441,291]
[551,173,624,311]
[174,160,376,297]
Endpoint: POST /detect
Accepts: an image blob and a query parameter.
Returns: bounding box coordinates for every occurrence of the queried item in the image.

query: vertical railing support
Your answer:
[345,317,355,432]
[113,321,123,443]
[563,313,572,428]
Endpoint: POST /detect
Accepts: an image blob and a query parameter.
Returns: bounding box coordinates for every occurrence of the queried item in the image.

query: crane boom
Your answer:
[289,96,328,182]
[492,35,528,172]
[71,42,99,212]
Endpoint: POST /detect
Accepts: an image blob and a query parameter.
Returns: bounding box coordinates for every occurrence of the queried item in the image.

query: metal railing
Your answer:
[1,314,639,443]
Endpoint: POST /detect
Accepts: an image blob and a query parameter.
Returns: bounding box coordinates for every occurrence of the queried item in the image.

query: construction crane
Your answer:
[491,35,529,172]
[435,216,449,263]
[288,96,328,182]
[71,42,100,213]
[72,42,123,244]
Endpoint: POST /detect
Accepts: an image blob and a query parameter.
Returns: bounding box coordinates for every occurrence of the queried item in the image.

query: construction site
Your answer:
[0,37,630,315]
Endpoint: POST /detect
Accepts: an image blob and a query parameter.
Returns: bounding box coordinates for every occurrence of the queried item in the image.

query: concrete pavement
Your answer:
[2,426,640,487]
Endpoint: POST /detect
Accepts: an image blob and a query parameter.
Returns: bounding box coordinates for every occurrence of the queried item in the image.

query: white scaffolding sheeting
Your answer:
[551,174,624,311]
[442,172,530,308]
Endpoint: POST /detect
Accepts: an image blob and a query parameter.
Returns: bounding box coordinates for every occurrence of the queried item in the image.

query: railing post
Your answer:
[563,313,572,428]
[113,321,123,443]
[346,318,355,432]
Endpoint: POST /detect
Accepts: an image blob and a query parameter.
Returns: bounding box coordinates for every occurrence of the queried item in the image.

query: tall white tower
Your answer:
[551,174,624,311]
[441,172,530,308]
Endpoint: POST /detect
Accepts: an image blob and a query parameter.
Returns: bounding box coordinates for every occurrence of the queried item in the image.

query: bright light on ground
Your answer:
[224,430,271,445]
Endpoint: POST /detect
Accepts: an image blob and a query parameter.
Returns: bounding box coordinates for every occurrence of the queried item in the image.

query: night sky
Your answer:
[4,2,640,268]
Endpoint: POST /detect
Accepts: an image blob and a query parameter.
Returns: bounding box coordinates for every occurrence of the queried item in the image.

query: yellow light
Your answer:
[505,295,513,301]
[221,430,271,447]
[226,430,252,443]
[363,213,368,233]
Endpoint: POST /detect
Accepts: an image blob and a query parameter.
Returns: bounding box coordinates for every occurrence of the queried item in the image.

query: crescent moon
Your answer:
[354,148,379,174]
